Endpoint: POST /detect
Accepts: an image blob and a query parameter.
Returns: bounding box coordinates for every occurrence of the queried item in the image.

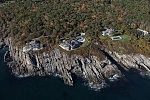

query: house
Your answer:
[59,39,83,51]
[81,33,86,36]
[137,29,149,35]
[76,33,86,39]
[102,29,115,36]
[59,40,80,51]
[77,37,85,43]
[59,32,86,51]
[70,40,80,49]
[23,40,43,52]
[59,42,70,51]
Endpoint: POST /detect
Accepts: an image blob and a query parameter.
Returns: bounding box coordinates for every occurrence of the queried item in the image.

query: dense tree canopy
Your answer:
[0,0,150,57]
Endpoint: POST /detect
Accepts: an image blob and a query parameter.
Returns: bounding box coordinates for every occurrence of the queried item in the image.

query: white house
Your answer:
[102,29,115,36]
[59,43,70,51]
[81,33,86,36]
[59,40,80,51]
[59,32,86,51]
[77,38,85,43]
[137,29,149,35]
[59,38,86,51]
[23,40,43,52]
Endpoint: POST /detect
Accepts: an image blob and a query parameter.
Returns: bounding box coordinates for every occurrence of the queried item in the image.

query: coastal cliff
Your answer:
[2,38,150,90]
[107,51,150,76]
[0,0,150,92]
[0,38,5,49]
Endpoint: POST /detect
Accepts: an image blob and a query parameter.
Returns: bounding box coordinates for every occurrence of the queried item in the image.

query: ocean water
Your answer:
[1,49,150,100]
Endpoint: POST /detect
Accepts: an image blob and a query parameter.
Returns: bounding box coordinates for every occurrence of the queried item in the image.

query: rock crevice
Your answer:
[2,38,150,90]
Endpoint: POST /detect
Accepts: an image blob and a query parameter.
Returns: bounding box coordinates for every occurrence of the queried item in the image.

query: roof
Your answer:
[81,33,86,36]
[102,29,114,36]
[59,40,81,50]
[77,38,85,43]
[23,40,43,52]
[137,29,149,35]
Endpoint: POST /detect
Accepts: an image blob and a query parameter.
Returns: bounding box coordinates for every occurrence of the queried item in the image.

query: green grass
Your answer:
[119,34,131,44]
[120,38,130,43]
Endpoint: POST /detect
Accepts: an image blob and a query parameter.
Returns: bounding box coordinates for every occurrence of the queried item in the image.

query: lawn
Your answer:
[120,34,131,44]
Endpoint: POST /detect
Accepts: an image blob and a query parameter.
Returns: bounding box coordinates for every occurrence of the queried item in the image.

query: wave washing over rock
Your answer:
[1,38,150,90]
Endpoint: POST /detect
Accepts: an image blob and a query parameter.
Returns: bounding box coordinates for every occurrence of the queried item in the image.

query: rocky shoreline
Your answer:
[1,37,150,90]
[0,38,5,49]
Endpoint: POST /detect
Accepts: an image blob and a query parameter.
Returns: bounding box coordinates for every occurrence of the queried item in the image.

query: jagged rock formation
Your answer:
[108,51,150,72]
[3,38,122,89]
[2,38,150,90]
[0,38,5,49]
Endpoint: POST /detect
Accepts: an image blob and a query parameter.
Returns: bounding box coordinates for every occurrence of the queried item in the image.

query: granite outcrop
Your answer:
[2,38,150,90]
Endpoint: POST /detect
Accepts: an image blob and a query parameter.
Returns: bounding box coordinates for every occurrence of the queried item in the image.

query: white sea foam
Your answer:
[84,81,107,91]
[109,74,120,82]
[18,74,30,78]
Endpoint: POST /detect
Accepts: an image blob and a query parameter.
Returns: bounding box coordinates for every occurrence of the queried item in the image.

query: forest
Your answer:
[0,0,150,58]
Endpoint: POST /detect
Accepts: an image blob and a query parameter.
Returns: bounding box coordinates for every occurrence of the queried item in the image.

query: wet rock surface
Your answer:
[107,51,150,72]
[0,38,5,49]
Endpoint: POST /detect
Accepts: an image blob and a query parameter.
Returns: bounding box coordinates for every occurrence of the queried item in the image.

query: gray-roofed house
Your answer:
[59,32,86,51]
[59,40,81,51]
[23,40,43,52]
[102,29,115,36]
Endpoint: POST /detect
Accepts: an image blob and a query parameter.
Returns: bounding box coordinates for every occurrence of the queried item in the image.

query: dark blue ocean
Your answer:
[0,48,150,100]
